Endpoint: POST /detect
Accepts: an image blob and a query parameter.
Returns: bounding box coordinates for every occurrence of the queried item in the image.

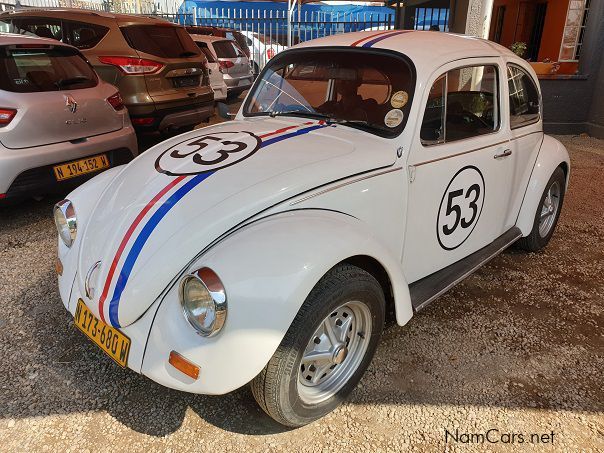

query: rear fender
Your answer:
[516,135,570,236]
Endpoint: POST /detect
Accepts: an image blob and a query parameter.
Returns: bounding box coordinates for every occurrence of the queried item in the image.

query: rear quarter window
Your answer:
[65,21,109,49]
[195,42,216,63]
[0,45,98,93]
[121,25,200,59]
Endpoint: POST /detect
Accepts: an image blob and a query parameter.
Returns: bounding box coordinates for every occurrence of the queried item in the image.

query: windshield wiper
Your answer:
[268,110,331,120]
[266,110,388,132]
[55,76,91,88]
[179,51,198,58]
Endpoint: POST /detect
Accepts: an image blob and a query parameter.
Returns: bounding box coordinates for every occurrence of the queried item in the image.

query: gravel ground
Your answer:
[0,132,602,452]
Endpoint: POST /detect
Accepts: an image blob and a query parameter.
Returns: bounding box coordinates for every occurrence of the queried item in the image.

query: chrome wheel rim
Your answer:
[538,180,561,238]
[298,301,372,405]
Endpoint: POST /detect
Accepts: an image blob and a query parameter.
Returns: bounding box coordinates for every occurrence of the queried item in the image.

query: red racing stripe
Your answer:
[259,121,314,139]
[350,30,392,47]
[97,174,187,322]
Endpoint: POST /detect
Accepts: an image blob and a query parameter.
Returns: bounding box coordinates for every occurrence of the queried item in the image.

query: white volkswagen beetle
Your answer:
[54,31,569,427]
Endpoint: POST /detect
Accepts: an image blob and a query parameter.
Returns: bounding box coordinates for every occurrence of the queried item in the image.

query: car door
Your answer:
[403,58,516,283]
[504,62,544,226]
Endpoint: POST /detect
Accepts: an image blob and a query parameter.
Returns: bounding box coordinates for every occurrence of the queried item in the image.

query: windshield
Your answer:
[244,49,415,137]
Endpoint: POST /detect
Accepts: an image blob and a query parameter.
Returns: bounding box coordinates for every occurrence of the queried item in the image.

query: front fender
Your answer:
[142,209,411,394]
[516,135,570,236]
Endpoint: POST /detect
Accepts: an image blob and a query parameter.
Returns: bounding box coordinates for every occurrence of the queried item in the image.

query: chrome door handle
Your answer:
[494,149,512,159]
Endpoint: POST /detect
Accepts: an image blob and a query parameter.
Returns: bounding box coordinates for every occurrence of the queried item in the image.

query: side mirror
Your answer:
[217,102,236,120]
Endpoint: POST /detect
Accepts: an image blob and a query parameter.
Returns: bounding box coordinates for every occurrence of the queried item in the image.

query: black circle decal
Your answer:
[155,131,261,176]
[437,165,485,250]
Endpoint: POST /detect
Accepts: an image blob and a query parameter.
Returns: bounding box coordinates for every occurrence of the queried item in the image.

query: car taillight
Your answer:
[106,92,125,111]
[218,60,234,73]
[131,117,154,126]
[0,108,16,126]
[266,48,275,59]
[98,56,163,75]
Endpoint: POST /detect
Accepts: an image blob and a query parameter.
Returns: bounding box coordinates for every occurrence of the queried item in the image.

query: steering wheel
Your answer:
[460,110,490,128]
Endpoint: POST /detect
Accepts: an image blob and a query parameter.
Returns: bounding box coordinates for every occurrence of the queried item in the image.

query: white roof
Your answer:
[296,30,517,75]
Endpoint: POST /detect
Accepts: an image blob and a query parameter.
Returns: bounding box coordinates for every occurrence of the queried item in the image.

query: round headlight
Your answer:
[179,268,227,337]
[53,200,77,247]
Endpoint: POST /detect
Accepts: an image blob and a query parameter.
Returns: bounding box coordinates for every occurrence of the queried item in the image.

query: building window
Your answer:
[414,8,449,31]
[493,6,506,43]
[559,0,590,62]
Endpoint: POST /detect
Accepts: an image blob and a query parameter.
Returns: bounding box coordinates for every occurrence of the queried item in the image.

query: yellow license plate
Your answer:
[74,299,131,367]
[54,154,109,181]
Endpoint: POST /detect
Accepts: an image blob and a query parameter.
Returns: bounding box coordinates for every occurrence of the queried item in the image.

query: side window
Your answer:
[507,65,540,129]
[11,18,63,41]
[65,21,109,50]
[421,65,499,145]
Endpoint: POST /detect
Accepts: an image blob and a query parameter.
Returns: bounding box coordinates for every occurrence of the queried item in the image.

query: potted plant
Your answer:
[510,42,527,58]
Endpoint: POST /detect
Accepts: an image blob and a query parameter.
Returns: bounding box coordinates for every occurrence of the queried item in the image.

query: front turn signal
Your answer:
[169,351,200,380]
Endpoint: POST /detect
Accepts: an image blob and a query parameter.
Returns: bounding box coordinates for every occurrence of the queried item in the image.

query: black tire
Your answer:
[517,166,566,252]
[251,264,385,427]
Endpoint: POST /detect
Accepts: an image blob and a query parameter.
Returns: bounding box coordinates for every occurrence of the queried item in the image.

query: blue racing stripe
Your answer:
[108,171,213,327]
[361,31,407,48]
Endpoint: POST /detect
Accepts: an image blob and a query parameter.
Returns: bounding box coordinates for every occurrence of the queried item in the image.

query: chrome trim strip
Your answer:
[290,166,403,205]
[510,130,543,140]
[414,139,510,166]
[416,131,543,167]
[414,229,522,312]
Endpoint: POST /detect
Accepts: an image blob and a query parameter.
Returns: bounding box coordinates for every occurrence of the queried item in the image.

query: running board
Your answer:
[409,227,523,312]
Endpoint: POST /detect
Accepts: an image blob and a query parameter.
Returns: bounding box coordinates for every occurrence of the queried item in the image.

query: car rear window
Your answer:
[121,25,201,58]
[0,45,98,93]
[213,40,243,59]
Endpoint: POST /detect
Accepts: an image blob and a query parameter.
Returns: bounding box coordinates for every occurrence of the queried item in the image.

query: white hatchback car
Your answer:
[240,30,287,75]
[54,31,569,427]
[0,33,137,204]
[190,34,228,101]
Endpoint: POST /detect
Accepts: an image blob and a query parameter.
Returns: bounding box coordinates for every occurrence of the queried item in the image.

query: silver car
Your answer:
[0,33,137,204]
[195,35,253,98]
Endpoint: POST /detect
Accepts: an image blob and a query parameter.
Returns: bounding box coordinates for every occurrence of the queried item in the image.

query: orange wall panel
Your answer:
[488,0,571,64]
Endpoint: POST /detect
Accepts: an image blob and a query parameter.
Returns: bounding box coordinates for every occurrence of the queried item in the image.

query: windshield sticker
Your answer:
[391,91,409,109]
[384,109,404,128]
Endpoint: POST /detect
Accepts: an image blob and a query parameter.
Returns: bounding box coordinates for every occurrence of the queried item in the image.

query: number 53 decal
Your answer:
[155,131,261,176]
[437,166,485,250]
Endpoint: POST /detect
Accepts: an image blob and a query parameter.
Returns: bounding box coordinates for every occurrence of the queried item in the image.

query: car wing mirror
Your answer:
[217,102,236,120]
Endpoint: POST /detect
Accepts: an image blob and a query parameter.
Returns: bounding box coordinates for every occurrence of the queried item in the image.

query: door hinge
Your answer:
[408,165,416,183]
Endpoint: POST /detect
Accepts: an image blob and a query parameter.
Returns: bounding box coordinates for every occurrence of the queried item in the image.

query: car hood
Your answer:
[77,117,396,327]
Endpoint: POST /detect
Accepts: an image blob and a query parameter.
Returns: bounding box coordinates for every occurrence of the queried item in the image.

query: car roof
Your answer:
[295,30,517,74]
[0,31,72,47]
[0,8,177,26]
